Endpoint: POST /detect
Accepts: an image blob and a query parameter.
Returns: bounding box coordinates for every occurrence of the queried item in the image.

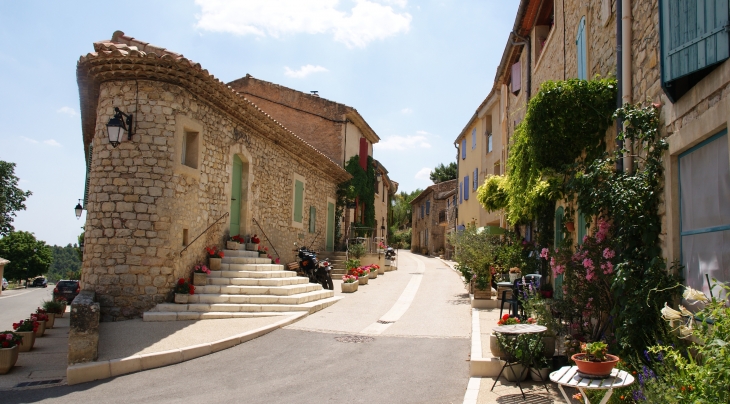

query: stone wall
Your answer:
[410,180,456,255]
[82,79,339,320]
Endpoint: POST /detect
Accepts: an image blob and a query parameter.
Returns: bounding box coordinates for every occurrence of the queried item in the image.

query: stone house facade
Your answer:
[410,180,457,256]
[77,31,350,320]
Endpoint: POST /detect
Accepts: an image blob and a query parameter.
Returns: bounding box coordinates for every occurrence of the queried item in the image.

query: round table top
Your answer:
[550,366,635,390]
[492,324,547,335]
[497,281,513,286]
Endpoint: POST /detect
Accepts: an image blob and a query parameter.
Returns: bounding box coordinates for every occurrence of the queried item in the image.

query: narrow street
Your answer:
[5,251,472,404]
[0,286,53,328]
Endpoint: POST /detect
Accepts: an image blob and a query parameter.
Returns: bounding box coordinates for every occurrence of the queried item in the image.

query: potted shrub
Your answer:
[248,234,260,251]
[529,354,552,382]
[36,307,54,330]
[227,235,244,250]
[509,267,522,283]
[43,300,65,325]
[31,313,47,337]
[193,263,210,286]
[0,331,23,374]
[12,319,38,352]
[348,242,366,261]
[473,272,492,299]
[341,275,358,293]
[344,259,360,272]
[173,278,195,304]
[205,246,224,270]
[571,342,619,377]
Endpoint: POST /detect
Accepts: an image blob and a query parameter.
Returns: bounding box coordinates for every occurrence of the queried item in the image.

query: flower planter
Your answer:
[509,273,521,283]
[565,221,575,232]
[34,321,46,338]
[377,266,384,275]
[46,313,56,329]
[369,270,377,279]
[174,293,189,304]
[56,304,67,318]
[193,272,207,286]
[504,363,528,382]
[529,367,551,382]
[17,331,35,352]
[226,241,240,250]
[358,276,369,285]
[571,353,620,377]
[489,334,506,359]
[0,345,19,374]
[474,287,492,300]
[341,282,358,293]
[208,257,222,271]
[246,243,259,251]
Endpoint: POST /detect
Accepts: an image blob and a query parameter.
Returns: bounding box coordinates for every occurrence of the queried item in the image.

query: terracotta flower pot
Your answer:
[34,321,46,338]
[46,313,56,329]
[565,221,575,232]
[571,353,620,377]
[358,275,369,285]
[17,331,35,352]
[341,282,358,293]
[0,345,19,374]
[193,272,207,286]
[174,293,189,304]
[208,257,221,271]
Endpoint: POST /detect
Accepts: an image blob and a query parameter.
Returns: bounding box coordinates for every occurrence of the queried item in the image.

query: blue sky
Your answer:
[0,0,519,246]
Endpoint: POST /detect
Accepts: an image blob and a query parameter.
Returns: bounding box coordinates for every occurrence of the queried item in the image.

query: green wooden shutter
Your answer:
[294,180,304,223]
[661,0,730,84]
[326,202,335,251]
[309,206,316,233]
[83,144,93,207]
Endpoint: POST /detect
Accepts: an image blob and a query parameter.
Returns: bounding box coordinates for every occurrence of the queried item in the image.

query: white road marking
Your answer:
[0,288,46,300]
[360,254,426,335]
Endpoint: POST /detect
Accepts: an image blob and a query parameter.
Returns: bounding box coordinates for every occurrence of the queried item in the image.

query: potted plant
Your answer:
[12,319,38,352]
[30,313,47,337]
[352,267,369,285]
[540,282,553,299]
[366,265,378,279]
[36,307,54,329]
[348,243,366,260]
[258,245,269,257]
[473,271,492,299]
[571,341,619,377]
[227,235,244,250]
[341,275,358,293]
[494,328,531,382]
[173,278,195,304]
[509,267,522,282]
[529,354,552,382]
[248,234,260,251]
[344,259,360,272]
[44,299,66,318]
[193,263,210,286]
[205,246,224,270]
[0,331,23,374]
[490,314,521,358]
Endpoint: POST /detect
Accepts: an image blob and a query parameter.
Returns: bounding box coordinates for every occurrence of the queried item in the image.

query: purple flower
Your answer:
[633,390,646,401]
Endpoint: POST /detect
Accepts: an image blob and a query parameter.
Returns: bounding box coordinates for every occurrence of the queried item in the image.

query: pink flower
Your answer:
[540,248,549,259]
[586,268,595,282]
[275,258,280,264]
[582,258,594,270]
[602,248,615,259]
[601,261,614,274]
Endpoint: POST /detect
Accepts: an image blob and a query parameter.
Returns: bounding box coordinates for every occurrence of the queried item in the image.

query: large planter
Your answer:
[17,331,35,352]
[571,353,620,377]
[341,282,358,293]
[503,363,528,382]
[34,320,46,338]
[208,257,221,271]
[193,272,207,286]
[358,275,369,285]
[377,265,385,275]
[226,241,240,250]
[529,367,551,382]
[174,293,189,304]
[0,345,19,374]
[489,334,506,359]
[474,287,492,300]
[246,243,259,251]
[46,313,56,329]
[55,304,67,318]
[543,336,556,358]
[369,269,377,279]
[509,273,521,283]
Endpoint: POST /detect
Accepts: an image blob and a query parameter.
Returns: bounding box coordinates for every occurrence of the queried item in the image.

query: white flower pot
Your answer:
[341,282,358,293]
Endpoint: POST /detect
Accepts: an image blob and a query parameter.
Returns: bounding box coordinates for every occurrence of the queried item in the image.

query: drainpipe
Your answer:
[511,32,532,101]
[454,142,459,229]
[622,0,634,174]
[616,0,624,173]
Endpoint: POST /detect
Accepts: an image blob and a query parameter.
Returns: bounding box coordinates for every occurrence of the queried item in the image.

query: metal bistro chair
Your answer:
[499,274,542,319]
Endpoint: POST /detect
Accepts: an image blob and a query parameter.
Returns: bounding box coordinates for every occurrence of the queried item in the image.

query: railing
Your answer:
[179,212,229,256]
[252,217,280,260]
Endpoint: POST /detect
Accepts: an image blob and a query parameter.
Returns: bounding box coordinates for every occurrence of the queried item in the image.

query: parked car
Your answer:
[2,278,7,291]
[53,280,80,303]
[31,277,48,288]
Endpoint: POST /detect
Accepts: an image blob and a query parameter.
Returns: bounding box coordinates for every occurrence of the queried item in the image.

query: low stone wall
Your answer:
[68,290,100,364]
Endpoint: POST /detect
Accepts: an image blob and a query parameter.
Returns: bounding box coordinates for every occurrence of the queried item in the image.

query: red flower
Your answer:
[178,278,185,285]
[2,341,8,348]
[502,314,510,321]
[189,285,195,295]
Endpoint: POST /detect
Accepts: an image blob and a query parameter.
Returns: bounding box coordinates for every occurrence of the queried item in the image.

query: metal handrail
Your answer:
[179,212,229,256]
[252,217,280,260]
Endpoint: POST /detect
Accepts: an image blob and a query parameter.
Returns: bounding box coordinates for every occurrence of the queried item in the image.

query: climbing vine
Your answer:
[336,155,376,238]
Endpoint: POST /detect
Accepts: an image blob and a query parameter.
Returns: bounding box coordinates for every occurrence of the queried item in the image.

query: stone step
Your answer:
[197,277,309,288]
[222,249,260,258]
[188,289,331,304]
[152,290,336,313]
[216,263,285,272]
[207,270,296,279]
[144,311,301,322]
[198,283,323,296]
[222,257,274,265]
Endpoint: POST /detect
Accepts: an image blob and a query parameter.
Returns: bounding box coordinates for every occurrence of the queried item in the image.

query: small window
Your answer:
[461,139,467,159]
[511,62,522,94]
[464,175,470,200]
[426,200,430,215]
[309,206,316,233]
[473,168,478,191]
[487,134,493,153]
[472,128,476,149]
[182,131,199,168]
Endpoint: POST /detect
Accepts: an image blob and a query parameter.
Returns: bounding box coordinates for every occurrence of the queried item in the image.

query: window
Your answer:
[487,133,493,153]
[464,175,470,200]
[426,200,431,215]
[660,0,730,101]
[309,206,316,233]
[174,115,203,180]
[576,17,587,79]
[472,128,476,149]
[511,62,521,94]
[461,139,467,159]
[291,174,305,228]
[182,131,199,168]
[473,168,478,191]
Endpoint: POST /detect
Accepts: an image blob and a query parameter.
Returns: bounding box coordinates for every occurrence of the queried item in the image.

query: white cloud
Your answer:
[373,135,431,151]
[21,136,38,144]
[194,0,412,48]
[416,130,429,135]
[284,64,329,78]
[43,139,62,147]
[57,106,77,117]
[382,0,407,7]
[415,167,432,180]
[400,107,413,114]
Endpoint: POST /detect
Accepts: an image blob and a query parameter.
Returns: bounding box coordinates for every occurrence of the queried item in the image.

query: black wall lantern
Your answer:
[74,199,83,219]
[106,107,134,147]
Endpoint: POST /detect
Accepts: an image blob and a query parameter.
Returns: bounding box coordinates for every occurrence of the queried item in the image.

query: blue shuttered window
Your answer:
[426,200,430,215]
[464,175,470,200]
[472,128,476,149]
[576,17,587,79]
[461,139,467,159]
[473,168,478,190]
[459,182,463,204]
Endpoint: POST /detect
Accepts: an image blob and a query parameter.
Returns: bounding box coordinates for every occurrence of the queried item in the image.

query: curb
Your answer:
[67,312,308,385]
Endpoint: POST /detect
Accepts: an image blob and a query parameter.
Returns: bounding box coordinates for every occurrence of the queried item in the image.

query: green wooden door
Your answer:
[326,202,335,251]
[230,155,242,236]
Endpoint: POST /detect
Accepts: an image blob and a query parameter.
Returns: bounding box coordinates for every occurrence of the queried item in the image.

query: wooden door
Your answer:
[230,155,242,236]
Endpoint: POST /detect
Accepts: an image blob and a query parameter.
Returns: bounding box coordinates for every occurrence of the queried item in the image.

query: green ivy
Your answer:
[338,155,376,236]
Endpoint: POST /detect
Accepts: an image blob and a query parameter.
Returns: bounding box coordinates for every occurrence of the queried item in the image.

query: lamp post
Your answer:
[74,199,83,219]
[106,107,134,147]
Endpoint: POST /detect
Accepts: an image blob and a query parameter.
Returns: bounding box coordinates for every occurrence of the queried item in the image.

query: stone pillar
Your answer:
[68,290,100,364]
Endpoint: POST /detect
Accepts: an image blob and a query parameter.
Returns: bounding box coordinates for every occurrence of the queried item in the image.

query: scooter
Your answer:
[385,246,396,261]
[294,243,334,290]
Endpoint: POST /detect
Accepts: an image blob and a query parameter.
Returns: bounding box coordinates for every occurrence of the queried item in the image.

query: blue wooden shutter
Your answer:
[426,200,430,215]
[464,175,469,200]
[472,128,476,149]
[294,180,304,223]
[459,182,463,204]
[473,168,478,190]
[577,17,587,79]
[461,139,467,159]
[660,0,730,84]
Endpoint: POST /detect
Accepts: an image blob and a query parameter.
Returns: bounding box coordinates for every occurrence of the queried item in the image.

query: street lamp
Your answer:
[74,199,83,219]
[106,107,134,147]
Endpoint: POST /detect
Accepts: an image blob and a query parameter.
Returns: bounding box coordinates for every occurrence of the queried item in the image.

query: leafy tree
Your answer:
[0,231,53,282]
[430,162,457,184]
[390,189,422,230]
[0,161,32,236]
[47,243,82,282]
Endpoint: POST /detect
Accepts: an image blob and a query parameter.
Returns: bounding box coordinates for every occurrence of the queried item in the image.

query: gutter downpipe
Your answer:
[511,32,532,101]
[622,0,634,174]
[616,0,624,173]
[454,142,459,230]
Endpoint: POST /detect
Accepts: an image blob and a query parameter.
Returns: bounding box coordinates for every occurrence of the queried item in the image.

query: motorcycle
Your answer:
[385,246,396,261]
[294,243,333,290]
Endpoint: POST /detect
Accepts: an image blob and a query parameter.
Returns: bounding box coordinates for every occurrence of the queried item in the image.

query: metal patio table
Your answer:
[490,324,549,399]
[550,365,635,404]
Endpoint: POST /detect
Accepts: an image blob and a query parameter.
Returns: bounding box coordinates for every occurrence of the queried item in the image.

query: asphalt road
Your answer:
[5,252,471,404]
[0,286,53,330]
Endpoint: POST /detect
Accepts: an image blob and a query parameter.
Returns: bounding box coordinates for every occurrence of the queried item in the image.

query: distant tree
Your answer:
[0,161,32,235]
[47,243,82,282]
[390,189,422,230]
[430,162,457,184]
[0,231,53,282]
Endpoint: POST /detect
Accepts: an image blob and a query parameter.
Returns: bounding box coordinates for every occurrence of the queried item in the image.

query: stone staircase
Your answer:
[327,251,349,276]
[144,249,342,321]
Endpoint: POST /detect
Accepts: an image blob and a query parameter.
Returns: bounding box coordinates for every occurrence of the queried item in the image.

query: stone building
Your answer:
[410,180,457,256]
[77,31,351,320]
[227,75,395,246]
